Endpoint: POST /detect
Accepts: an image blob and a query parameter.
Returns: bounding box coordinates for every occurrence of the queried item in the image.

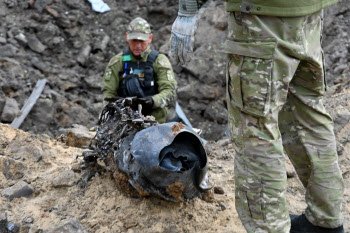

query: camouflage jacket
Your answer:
[226,0,338,17]
[102,47,177,123]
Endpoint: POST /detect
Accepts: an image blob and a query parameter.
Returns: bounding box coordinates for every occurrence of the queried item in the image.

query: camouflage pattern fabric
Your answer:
[225,10,344,232]
[226,0,338,17]
[127,17,152,41]
[103,48,177,123]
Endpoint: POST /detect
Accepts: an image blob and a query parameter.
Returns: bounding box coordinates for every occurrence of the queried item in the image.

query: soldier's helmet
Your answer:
[115,122,210,202]
[127,17,152,41]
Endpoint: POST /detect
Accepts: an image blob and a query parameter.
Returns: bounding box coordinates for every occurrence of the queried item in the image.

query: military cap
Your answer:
[127,17,152,41]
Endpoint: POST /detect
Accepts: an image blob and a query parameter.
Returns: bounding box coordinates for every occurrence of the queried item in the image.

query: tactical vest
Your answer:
[117,49,159,98]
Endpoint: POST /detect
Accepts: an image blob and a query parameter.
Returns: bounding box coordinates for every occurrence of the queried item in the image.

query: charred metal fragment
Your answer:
[82,98,210,201]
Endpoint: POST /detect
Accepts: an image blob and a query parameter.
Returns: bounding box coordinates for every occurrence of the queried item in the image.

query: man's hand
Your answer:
[138,97,154,115]
[123,97,154,115]
[169,0,201,66]
[169,15,198,66]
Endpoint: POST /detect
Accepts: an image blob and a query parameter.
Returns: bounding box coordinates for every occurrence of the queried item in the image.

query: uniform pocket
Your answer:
[224,40,276,117]
[236,183,265,221]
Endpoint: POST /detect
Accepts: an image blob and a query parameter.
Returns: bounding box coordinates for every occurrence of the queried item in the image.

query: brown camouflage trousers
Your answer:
[224,10,344,233]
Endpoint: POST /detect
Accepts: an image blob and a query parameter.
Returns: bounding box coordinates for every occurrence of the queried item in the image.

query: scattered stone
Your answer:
[333,106,350,133]
[7,222,20,233]
[0,156,25,180]
[0,37,7,44]
[31,57,50,73]
[1,180,34,201]
[92,35,110,53]
[45,6,59,17]
[27,35,46,53]
[0,97,20,123]
[45,219,87,233]
[51,169,79,187]
[217,202,226,211]
[77,45,92,66]
[22,216,34,224]
[7,138,44,162]
[34,0,53,12]
[124,221,138,229]
[56,15,72,28]
[203,101,228,124]
[65,124,95,148]
[0,172,9,189]
[334,64,348,74]
[216,138,230,148]
[0,44,17,57]
[213,186,225,194]
[14,33,28,46]
[71,162,82,173]
[200,189,215,203]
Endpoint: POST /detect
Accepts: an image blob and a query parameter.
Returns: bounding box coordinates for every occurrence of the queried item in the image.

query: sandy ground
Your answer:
[0,116,349,232]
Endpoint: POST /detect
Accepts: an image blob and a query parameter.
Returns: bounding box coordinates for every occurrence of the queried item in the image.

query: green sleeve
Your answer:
[102,53,123,101]
[152,54,177,109]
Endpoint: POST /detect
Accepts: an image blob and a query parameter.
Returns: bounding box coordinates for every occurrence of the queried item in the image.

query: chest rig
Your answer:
[117,49,159,98]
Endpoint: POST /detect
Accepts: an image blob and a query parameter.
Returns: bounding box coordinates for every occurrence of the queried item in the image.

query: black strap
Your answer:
[146,50,159,66]
[121,49,159,74]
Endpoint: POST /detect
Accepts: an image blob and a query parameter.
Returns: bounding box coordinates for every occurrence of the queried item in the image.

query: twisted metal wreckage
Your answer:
[81,98,210,202]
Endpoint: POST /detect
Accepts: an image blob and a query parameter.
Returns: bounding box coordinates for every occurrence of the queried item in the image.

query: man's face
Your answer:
[126,33,153,57]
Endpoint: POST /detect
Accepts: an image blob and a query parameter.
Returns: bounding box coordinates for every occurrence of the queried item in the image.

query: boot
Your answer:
[290,214,344,233]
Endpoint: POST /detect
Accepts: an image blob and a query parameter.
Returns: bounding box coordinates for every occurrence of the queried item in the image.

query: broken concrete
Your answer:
[45,219,87,233]
[65,124,95,149]
[50,170,80,188]
[0,156,25,180]
[1,180,34,201]
[0,98,20,123]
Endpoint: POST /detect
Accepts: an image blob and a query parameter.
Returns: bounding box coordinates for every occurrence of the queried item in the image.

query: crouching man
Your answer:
[102,17,177,123]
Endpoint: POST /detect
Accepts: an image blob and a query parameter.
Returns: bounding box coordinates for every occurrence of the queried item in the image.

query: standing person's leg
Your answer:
[225,12,306,232]
[279,11,344,230]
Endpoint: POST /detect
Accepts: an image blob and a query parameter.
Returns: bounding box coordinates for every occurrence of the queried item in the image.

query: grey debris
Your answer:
[0,44,17,57]
[77,44,91,66]
[50,170,79,188]
[65,124,95,149]
[44,219,87,233]
[1,180,34,201]
[27,35,46,53]
[1,98,20,123]
[34,0,53,12]
[0,156,25,180]
[14,33,28,46]
[0,37,7,44]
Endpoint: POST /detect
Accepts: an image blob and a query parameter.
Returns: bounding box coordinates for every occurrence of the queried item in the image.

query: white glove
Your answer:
[169,14,199,66]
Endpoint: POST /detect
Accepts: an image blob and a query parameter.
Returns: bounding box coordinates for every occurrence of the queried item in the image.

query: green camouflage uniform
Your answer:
[224,1,344,232]
[102,18,177,123]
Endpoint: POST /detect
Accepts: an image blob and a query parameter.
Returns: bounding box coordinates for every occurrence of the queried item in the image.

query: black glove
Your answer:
[139,96,154,112]
[138,97,154,115]
[123,97,154,115]
[124,97,138,109]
